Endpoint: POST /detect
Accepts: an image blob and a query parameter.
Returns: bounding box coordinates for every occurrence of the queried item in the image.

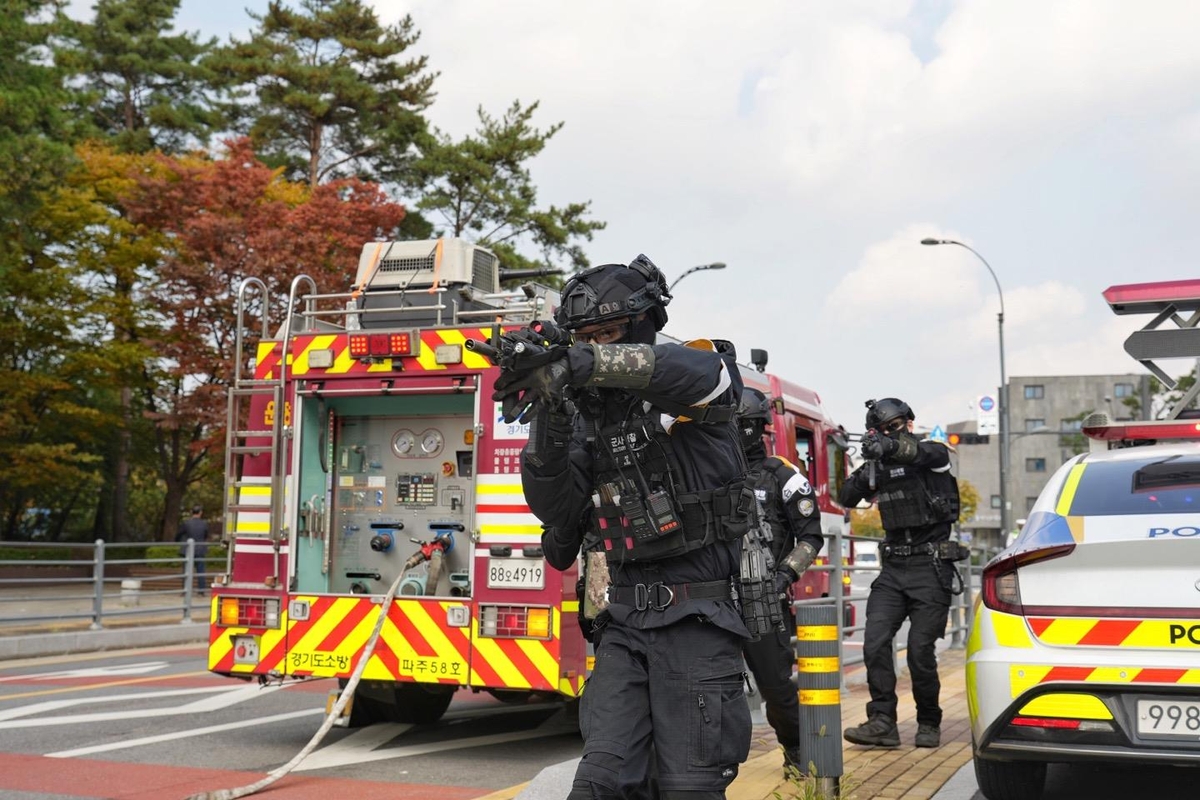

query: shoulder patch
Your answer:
[781,471,812,501]
[798,497,816,517]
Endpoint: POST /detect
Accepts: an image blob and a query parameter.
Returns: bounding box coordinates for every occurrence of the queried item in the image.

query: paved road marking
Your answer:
[0,670,212,702]
[0,686,234,722]
[296,705,572,772]
[0,682,288,728]
[44,708,326,758]
[0,661,169,683]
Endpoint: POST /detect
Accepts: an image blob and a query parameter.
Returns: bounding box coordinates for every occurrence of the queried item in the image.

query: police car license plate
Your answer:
[1136,698,1200,738]
[487,557,544,590]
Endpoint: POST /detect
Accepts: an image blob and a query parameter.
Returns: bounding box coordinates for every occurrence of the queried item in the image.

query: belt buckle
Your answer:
[636,581,674,611]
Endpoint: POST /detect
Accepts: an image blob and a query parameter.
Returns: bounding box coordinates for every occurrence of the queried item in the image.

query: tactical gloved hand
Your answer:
[862,431,898,460]
[774,569,796,597]
[493,360,573,424]
[499,328,568,374]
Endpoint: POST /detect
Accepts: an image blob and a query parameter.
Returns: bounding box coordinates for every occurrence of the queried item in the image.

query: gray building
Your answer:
[949,372,1151,551]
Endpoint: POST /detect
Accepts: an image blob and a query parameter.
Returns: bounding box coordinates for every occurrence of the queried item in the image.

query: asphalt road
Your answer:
[0,644,581,799]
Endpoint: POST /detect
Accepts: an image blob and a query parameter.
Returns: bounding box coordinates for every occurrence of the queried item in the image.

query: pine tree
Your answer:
[209,0,435,188]
[58,0,221,154]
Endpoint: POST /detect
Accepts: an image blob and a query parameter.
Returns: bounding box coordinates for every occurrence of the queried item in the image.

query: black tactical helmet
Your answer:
[739,388,772,451]
[865,397,914,430]
[554,255,671,331]
[739,387,772,422]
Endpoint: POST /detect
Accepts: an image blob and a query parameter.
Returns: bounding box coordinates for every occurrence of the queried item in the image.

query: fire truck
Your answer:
[208,238,854,724]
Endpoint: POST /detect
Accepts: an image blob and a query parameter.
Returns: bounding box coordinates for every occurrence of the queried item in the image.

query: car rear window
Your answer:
[1064,456,1200,516]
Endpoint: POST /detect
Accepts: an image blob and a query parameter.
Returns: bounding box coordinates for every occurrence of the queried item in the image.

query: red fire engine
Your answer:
[207,238,854,723]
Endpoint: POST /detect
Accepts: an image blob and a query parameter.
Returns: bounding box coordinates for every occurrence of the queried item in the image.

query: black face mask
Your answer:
[627,314,657,345]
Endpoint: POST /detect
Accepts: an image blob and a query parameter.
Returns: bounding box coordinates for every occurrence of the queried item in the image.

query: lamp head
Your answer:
[920,238,942,246]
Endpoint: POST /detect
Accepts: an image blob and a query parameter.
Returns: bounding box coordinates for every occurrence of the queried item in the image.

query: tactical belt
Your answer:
[607,579,732,611]
[881,542,935,558]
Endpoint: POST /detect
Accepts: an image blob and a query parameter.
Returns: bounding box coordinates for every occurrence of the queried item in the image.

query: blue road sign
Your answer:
[929,425,947,442]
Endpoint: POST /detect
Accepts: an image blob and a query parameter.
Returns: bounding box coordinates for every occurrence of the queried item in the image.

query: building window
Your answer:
[1025,497,1038,515]
[1114,382,1135,398]
[1024,385,1044,400]
[990,495,1002,509]
[1025,418,1045,432]
[1026,457,1046,472]
[1060,418,1082,432]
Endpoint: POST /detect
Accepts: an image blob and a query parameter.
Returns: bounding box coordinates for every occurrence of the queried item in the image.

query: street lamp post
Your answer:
[668,262,726,293]
[921,238,1012,537]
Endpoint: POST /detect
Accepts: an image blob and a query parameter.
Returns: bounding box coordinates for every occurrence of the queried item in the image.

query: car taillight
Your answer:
[981,544,1076,616]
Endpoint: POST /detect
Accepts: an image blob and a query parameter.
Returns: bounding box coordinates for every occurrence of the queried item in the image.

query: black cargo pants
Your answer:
[569,616,751,799]
[741,603,799,751]
[862,555,951,727]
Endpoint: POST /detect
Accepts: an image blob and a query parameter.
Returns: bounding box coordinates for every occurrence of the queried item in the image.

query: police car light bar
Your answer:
[1103,279,1200,315]
[1082,418,1200,442]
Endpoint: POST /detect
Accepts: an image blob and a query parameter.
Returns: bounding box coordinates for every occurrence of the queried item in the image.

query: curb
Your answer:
[0,622,208,661]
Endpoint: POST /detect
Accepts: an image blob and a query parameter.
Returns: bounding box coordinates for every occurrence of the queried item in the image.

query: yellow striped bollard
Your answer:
[796,604,842,797]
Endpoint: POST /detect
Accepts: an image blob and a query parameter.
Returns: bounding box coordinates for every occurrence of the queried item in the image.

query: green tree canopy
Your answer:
[412,100,606,276]
[58,0,220,154]
[209,0,435,188]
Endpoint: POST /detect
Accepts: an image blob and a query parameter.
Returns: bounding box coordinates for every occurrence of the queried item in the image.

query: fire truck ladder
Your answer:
[222,276,317,585]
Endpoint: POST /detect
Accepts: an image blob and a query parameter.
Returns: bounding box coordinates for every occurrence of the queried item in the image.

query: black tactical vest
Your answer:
[582,409,749,562]
[877,462,960,531]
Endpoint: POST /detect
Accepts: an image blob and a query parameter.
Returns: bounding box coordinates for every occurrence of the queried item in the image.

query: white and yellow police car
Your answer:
[967,417,1200,800]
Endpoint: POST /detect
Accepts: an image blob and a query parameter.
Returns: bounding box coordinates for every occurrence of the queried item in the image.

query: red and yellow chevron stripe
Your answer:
[1011,663,1200,698]
[1028,617,1200,648]
[253,328,507,380]
[208,595,582,695]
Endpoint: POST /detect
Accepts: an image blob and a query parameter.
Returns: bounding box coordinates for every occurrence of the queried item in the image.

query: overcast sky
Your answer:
[77,0,1200,433]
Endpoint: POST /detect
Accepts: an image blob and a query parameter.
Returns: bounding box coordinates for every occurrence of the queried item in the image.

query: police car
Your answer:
[966,417,1200,800]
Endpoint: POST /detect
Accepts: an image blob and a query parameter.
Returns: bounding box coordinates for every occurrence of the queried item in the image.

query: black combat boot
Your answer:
[915,723,941,748]
[783,745,804,776]
[843,714,900,747]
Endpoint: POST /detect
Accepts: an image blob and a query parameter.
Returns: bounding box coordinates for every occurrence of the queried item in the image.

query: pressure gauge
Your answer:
[419,428,444,456]
[391,429,416,457]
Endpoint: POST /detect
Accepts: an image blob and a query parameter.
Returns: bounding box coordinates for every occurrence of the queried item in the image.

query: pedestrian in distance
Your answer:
[839,398,962,749]
[736,387,825,774]
[495,255,754,799]
[176,505,209,594]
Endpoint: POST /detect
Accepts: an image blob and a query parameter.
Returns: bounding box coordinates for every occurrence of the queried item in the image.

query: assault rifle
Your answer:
[464,319,573,371]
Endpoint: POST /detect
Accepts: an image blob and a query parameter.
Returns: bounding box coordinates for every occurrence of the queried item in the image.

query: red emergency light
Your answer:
[347,330,417,359]
[1082,419,1200,442]
[1103,279,1200,315]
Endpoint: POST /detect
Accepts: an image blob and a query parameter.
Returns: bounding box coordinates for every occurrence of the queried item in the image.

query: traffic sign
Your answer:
[929,425,947,442]
[977,394,999,435]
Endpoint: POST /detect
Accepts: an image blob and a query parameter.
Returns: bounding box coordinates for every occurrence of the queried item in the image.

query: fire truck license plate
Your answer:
[487,558,545,590]
[1137,699,1200,738]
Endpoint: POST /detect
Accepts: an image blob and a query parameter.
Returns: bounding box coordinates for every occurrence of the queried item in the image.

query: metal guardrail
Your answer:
[0,540,214,630]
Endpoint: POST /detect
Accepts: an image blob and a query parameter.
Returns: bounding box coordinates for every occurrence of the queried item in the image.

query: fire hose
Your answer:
[184,531,455,800]
[183,572,404,800]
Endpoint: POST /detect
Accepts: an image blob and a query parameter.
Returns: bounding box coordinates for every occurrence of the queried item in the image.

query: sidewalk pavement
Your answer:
[475,647,976,800]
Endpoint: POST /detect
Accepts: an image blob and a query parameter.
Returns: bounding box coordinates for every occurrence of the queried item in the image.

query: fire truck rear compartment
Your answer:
[293,393,476,596]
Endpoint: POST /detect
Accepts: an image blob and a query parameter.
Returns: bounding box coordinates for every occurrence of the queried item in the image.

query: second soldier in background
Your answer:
[737,388,824,774]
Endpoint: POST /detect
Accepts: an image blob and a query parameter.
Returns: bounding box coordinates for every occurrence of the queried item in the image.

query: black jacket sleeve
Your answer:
[522,342,742,531]
[769,456,825,555]
[540,525,584,572]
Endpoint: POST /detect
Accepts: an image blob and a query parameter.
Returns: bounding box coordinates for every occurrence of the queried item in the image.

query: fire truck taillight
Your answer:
[218,596,282,628]
[347,330,417,359]
[480,605,553,640]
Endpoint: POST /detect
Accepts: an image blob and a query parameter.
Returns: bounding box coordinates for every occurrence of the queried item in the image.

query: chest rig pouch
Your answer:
[584,410,749,562]
[877,463,960,530]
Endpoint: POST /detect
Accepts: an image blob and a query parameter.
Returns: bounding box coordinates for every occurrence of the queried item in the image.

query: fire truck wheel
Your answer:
[390,683,456,724]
